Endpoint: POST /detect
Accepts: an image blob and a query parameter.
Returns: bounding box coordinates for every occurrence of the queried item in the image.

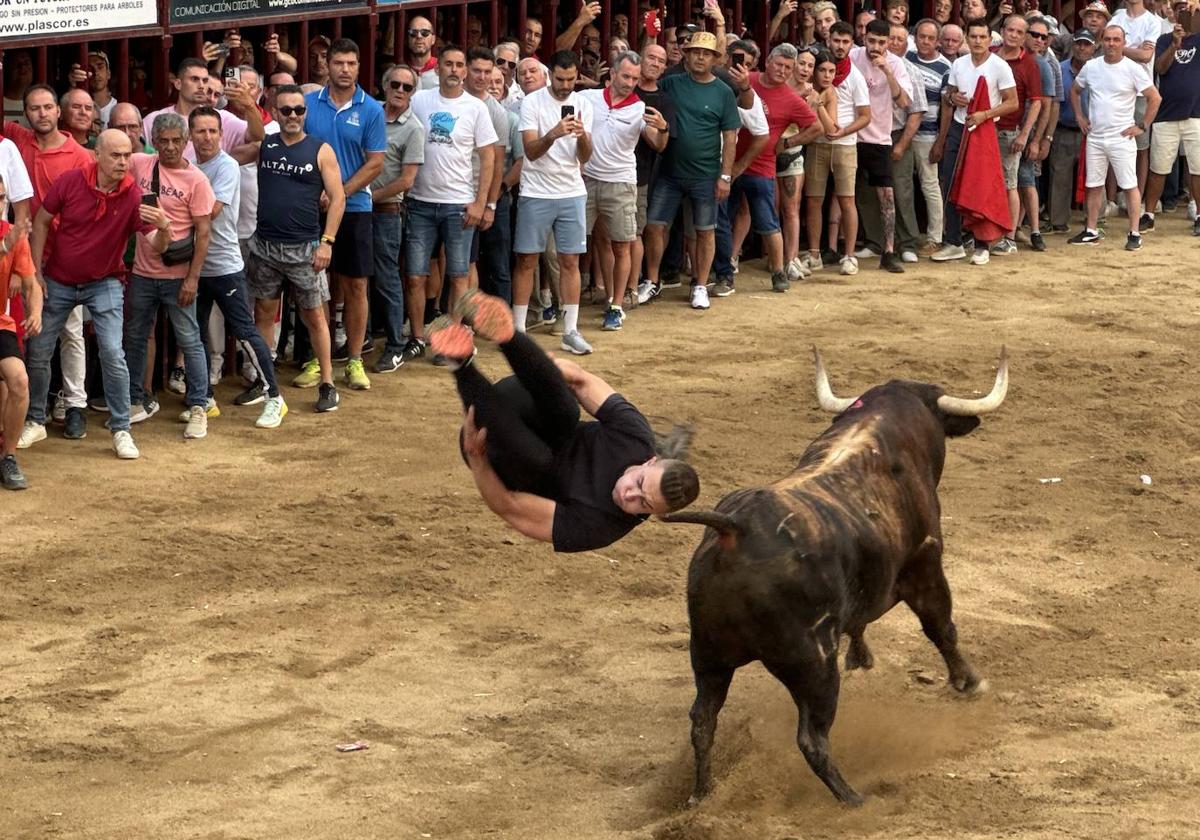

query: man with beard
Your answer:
[143,58,264,158]
[522,18,544,58]
[408,16,440,90]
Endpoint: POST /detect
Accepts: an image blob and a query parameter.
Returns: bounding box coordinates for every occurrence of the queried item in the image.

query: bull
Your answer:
[663,348,1009,806]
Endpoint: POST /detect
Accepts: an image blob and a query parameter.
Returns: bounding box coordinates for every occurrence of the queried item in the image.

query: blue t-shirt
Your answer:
[1058,59,1088,129]
[1154,32,1200,122]
[906,51,952,138]
[304,86,387,213]
[196,151,243,276]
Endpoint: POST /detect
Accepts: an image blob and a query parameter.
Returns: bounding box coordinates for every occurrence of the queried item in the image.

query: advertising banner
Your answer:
[169,0,366,26]
[0,0,156,38]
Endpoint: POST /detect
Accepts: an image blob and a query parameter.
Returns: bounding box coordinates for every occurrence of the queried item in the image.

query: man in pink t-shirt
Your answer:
[142,57,264,161]
[124,111,216,441]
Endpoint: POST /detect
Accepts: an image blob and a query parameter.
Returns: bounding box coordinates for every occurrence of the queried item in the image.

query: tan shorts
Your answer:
[585,178,638,242]
[804,143,857,197]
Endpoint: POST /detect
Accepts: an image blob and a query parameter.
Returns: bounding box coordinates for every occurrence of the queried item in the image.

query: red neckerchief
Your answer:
[833,57,852,87]
[419,56,438,73]
[256,104,271,124]
[603,87,641,109]
[83,159,135,221]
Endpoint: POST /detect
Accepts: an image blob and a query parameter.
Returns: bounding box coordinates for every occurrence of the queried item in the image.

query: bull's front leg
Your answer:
[687,665,735,806]
[844,630,874,671]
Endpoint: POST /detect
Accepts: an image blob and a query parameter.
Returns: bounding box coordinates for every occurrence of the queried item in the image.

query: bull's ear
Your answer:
[943,415,981,438]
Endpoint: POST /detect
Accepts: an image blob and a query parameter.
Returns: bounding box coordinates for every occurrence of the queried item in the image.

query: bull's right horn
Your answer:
[936,347,1010,416]
[812,347,860,413]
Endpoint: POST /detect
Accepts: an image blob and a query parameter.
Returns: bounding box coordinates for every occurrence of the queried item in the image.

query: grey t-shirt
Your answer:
[370,107,426,205]
[471,95,511,186]
[196,150,243,276]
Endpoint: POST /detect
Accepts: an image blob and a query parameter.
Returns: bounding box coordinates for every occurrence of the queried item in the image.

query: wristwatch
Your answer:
[486,202,498,210]
[719,174,732,183]
[320,234,335,245]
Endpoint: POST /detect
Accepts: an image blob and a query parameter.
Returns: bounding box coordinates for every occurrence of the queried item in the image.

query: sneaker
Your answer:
[839,255,859,276]
[401,337,426,363]
[962,234,976,252]
[1,454,28,490]
[636,281,661,304]
[918,241,940,256]
[690,284,711,309]
[1030,231,1047,252]
[373,351,403,373]
[854,244,880,259]
[455,289,515,343]
[177,398,220,422]
[622,290,635,311]
[16,421,45,450]
[1048,224,1069,235]
[800,253,823,272]
[785,257,806,282]
[713,277,736,297]
[292,358,322,389]
[820,247,841,267]
[1188,199,1197,221]
[601,307,623,330]
[541,305,558,326]
[1125,232,1142,251]
[255,396,288,429]
[331,342,351,363]
[970,248,990,265]
[316,382,340,412]
[1193,218,1200,237]
[660,273,682,290]
[1068,228,1101,245]
[990,238,1017,255]
[88,396,109,413]
[182,405,208,439]
[900,250,919,264]
[129,396,160,424]
[63,407,87,440]
[51,392,67,423]
[344,359,371,391]
[560,330,594,355]
[1139,213,1155,232]
[166,366,186,395]
[233,383,266,405]
[770,271,790,292]
[112,430,139,460]
[880,252,905,274]
[930,243,966,261]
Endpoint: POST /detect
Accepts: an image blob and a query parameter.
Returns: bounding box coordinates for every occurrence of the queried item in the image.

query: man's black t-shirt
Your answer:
[635,85,677,186]
[550,393,657,553]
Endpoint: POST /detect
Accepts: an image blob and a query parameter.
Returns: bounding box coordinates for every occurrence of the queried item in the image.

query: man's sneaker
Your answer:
[1,454,28,490]
[839,255,859,276]
[16,421,45,450]
[770,271,790,292]
[1030,231,1047,252]
[129,396,160,424]
[112,430,139,460]
[930,243,966,261]
[182,406,208,439]
[560,330,594,355]
[800,253,823,272]
[344,359,371,391]
[786,257,806,281]
[1068,228,1102,245]
[660,273,682,289]
[177,398,220,422]
[541,305,558,326]
[373,351,403,373]
[636,280,661,304]
[1188,198,1197,221]
[601,307,623,330]
[233,383,266,405]
[1139,213,1155,232]
[854,244,880,259]
[880,252,905,274]
[51,392,67,423]
[1125,232,1143,251]
[622,290,635,311]
[690,284,711,309]
[1193,218,1200,237]
[900,250,919,264]
[918,241,941,256]
[331,342,351,363]
[167,366,186,395]
[88,396,109,413]
[713,277,736,297]
[255,396,288,429]
[401,337,426,363]
[990,237,1017,255]
[455,289,516,343]
[820,247,841,267]
[292,358,322,388]
[970,248,990,265]
[316,382,340,412]
[63,407,87,440]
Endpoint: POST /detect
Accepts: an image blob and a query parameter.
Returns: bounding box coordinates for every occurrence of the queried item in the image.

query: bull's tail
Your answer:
[659,510,744,548]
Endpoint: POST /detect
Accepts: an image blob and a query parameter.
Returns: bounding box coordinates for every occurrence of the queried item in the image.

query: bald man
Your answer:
[408,15,439,89]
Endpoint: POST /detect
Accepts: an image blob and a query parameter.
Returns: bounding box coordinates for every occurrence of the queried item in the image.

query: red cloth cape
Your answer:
[949,77,1012,244]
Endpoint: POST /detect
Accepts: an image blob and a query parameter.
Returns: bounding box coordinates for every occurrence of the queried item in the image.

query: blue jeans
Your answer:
[478,191,513,303]
[372,211,406,354]
[939,121,966,247]
[198,270,280,398]
[646,173,719,230]
[713,197,735,279]
[405,198,475,278]
[125,275,208,409]
[26,276,131,431]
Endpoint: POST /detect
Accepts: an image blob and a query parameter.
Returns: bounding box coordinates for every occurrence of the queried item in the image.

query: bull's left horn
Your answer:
[812,347,860,413]
[936,347,1009,416]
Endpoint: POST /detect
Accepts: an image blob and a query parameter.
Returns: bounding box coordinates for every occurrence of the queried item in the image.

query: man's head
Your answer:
[855,9,877,44]
[1001,14,1028,50]
[489,66,507,99]
[1071,28,1098,62]
[94,129,134,182]
[5,50,34,92]
[87,51,112,94]
[765,43,798,86]
[466,46,496,96]
[205,77,224,107]
[613,11,630,38]
[1080,1,1110,34]
[885,0,909,26]
[888,22,910,56]
[382,64,417,111]
[1101,23,1126,60]
[495,42,520,86]
[549,51,579,101]
[151,111,187,166]
[581,48,602,79]
[666,26,684,64]
[940,23,965,57]
[523,17,544,56]
[438,45,468,93]
[109,102,143,146]
[965,19,992,57]
[308,36,331,84]
[466,15,485,47]
[272,85,308,138]
[728,38,759,69]
[517,57,547,92]
[409,16,435,61]
[933,0,952,23]
[175,57,210,108]
[581,24,601,54]
[612,458,701,517]
[829,21,855,60]
[865,18,892,58]
[610,51,641,100]
[813,0,840,43]
[238,65,262,102]
[60,88,95,139]
[23,85,60,138]
[328,39,360,92]
[960,0,987,22]
[1025,16,1051,54]
[915,18,941,57]
[189,106,222,160]
[683,31,723,75]
[641,43,668,82]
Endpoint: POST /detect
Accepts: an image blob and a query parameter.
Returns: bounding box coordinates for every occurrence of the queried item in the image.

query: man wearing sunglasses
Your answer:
[408,17,440,91]
[370,65,426,374]
[495,43,522,106]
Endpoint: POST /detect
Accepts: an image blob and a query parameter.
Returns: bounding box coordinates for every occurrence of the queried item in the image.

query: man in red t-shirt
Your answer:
[729,44,820,293]
[1,212,42,490]
[991,15,1044,254]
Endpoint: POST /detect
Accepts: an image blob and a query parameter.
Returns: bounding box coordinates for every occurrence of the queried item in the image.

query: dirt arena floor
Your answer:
[3,217,1199,840]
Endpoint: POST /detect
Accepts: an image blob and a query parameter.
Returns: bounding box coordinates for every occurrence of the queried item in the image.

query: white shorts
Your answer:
[1085,134,1137,190]
[1149,118,1200,176]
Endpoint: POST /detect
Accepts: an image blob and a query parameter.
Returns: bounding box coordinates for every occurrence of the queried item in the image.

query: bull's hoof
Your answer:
[685,792,705,809]
[845,639,874,672]
[952,672,989,696]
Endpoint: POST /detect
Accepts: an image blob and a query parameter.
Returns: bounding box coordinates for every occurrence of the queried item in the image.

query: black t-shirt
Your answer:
[550,393,657,553]
[634,85,677,186]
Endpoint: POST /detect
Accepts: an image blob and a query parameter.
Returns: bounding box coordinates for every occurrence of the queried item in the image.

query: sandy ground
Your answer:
[2,216,1199,840]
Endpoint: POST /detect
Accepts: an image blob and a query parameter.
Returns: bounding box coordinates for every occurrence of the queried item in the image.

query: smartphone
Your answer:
[561,104,575,119]
[225,66,238,85]
[140,194,158,207]
[731,53,744,68]
[213,43,231,59]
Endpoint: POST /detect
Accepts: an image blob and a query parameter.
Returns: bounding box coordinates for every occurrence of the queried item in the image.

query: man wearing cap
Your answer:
[88,51,117,129]
[1055,1,1109,59]
[1046,28,1096,234]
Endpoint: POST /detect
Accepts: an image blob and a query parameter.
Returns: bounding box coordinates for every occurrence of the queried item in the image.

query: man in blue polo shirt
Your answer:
[303,38,386,392]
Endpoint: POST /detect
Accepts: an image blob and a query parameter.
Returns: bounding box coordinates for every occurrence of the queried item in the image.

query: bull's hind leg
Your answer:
[845,630,874,671]
[764,658,864,806]
[687,665,734,807]
[898,541,985,694]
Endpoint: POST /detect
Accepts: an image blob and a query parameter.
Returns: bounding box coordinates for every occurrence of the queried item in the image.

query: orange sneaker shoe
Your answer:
[453,289,515,343]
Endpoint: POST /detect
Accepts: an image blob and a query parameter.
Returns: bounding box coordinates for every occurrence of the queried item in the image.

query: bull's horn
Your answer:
[659,510,744,536]
[812,347,860,413]
[937,347,1010,416]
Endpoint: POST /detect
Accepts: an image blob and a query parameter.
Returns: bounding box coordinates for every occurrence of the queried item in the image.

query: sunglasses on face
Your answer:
[496,57,517,68]
[1029,30,1049,39]
[278,105,307,116]
[388,80,416,92]
[408,28,432,37]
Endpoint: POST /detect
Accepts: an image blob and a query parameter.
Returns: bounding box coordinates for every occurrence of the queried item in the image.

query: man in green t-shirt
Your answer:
[642,31,742,311]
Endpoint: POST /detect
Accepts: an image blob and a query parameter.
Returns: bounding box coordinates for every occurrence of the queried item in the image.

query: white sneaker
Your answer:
[166,366,186,395]
[559,330,593,355]
[839,255,859,276]
[255,396,288,429]
[1189,199,1197,221]
[800,253,823,272]
[930,243,967,262]
[112,430,139,459]
[177,398,219,422]
[900,250,919,263]
[854,245,879,259]
[970,248,991,265]
[636,280,660,304]
[51,392,67,423]
[786,257,808,281]
[17,421,47,450]
[183,405,208,439]
[690,284,711,309]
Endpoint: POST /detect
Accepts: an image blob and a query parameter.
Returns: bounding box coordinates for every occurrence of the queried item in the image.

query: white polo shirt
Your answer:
[580,88,645,184]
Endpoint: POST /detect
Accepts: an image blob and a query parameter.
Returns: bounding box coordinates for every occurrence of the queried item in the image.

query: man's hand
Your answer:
[967,110,990,130]
[224,79,255,115]
[1011,134,1027,155]
[552,354,587,390]
[949,90,970,109]
[2,217,31,254]
[1121,124,1144,139]
[728,63,750,90]
[891,144,904,162]
[929,139,944,164]
[1078,115,1091,136]
[1026,137,1040,160]
[312,241,332,271]
[139,204,170,230]
[480,206,496,231]
[21,307,41,337]
[464,200,485,228]
[68,64,89,87]
[576,1,601,23]
[463,406,488,462]
[715,176,731,201]
[264,32,282,55]
[643,106,668,131]
[872,51,889,70]
[178,276,199,308]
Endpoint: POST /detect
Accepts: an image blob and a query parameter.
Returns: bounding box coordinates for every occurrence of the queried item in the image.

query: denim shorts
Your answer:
[404,198,476,278]
[514,195,588,254]
[646,173,719,231]
[730,174,781,235]
[1017,155,1037,189]
[997,129,1020,190]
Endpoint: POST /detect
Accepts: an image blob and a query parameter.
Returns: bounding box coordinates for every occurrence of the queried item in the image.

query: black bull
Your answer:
[663,348,1009,806]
